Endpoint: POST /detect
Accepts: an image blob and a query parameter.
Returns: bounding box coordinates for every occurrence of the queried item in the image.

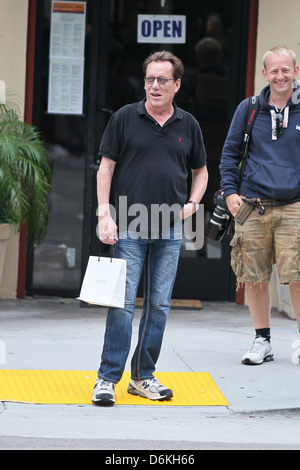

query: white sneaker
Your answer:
[127,377,173,401]
[92,378,116,405]
[242,336,274,365]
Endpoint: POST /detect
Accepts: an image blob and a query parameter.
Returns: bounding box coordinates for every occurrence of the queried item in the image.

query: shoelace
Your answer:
[250,338,265,353]
[97,379,114,390]
[148,378,164,390]
[141,378,162,390]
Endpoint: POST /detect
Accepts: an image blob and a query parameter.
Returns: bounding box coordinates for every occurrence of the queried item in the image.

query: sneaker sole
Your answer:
[127,385,173,401]
[242,354,274,366]
[92,394,115,405]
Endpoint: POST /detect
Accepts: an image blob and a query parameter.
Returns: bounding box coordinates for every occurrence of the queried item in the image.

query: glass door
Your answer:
[27,0,97,296]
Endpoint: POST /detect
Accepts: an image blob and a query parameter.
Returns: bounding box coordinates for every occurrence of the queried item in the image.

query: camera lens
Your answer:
[205,206,231,241]
[205,189,232,241]
[211,206,229,224]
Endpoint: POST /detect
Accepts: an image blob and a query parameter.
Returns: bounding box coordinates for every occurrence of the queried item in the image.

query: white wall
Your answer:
[0,0,29,298]
[255,0,300,94]
[0,0,29,116]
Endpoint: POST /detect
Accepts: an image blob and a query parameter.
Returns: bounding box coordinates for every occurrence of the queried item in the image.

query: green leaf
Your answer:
[0,102,52,245]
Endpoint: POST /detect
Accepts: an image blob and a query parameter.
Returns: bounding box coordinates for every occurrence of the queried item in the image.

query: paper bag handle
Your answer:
[98,243,113,263]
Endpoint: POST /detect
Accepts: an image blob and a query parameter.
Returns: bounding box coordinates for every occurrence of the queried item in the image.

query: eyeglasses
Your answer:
[273,112,283,138]
[144,76,174,85]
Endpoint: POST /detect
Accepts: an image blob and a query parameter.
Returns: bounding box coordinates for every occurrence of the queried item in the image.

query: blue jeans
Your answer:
[98,230,181,384]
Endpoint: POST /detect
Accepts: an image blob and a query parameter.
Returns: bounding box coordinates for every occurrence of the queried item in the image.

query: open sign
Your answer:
[138,15,186,44]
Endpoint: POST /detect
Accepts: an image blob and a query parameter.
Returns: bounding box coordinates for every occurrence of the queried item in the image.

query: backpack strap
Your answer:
[238,95,260,190]
[244,95,260,139]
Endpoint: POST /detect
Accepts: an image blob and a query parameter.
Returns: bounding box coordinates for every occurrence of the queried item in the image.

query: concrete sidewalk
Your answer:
[0,297,300,450]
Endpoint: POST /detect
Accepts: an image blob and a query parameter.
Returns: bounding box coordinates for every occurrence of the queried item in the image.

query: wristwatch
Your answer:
[188,200,199,212]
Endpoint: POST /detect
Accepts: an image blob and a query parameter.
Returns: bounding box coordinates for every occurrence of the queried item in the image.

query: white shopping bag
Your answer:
[77,256,126,308]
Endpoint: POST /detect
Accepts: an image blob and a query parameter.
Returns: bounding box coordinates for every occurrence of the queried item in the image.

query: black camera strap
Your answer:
[206,96,260,242]
[238,96,260,191]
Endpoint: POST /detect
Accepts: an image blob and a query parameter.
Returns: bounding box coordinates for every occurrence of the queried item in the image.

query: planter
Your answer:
[0,223,12,285]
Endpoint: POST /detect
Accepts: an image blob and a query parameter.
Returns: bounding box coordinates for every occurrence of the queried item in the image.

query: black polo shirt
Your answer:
[99,99,207,233]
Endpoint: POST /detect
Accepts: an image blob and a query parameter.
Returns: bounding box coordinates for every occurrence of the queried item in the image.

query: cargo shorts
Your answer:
[230,201,300,285]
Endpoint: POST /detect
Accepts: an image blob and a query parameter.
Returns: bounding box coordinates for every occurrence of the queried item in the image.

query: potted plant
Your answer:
[0,101,52,285]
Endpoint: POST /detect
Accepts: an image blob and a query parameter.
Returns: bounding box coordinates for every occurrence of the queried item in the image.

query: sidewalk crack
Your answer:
[172,349,194,372]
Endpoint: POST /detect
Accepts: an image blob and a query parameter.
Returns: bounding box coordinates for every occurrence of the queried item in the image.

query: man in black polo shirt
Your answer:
[93,51,208,405]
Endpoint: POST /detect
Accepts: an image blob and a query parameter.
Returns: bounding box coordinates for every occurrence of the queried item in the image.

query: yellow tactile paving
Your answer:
[0,370,229,406]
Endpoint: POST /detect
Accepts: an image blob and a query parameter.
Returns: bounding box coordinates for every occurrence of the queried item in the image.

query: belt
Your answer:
[241,196,300,215]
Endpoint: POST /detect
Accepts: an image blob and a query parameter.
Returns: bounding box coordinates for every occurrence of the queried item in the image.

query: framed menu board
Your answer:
[47,1,86,115]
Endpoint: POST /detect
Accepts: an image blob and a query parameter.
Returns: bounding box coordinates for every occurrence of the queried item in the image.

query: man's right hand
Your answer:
[225,193,243,217]
[97,214,118,245]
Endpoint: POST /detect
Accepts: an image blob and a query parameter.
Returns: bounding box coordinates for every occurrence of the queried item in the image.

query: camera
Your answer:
[205,190,232,241]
